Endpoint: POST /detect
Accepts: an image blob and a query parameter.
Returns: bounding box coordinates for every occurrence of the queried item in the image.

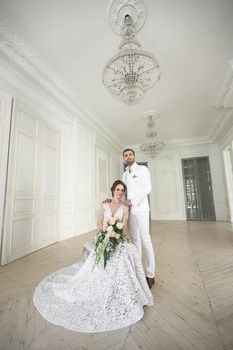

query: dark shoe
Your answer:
[146,277,155,289]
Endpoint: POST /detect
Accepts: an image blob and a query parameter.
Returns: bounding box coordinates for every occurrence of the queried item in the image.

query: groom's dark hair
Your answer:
[122,148,135,156]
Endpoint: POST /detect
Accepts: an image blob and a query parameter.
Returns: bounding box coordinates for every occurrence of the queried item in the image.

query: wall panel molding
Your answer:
[73,125,96,235]
[0,90,12,260]
[1,99,60,264]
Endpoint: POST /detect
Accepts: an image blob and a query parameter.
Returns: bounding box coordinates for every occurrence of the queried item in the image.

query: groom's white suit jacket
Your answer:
[122,162,151,215]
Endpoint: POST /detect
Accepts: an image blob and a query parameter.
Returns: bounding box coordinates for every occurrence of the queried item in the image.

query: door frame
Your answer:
[182,156,216,221]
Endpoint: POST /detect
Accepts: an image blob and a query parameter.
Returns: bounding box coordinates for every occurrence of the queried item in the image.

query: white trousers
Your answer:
[129,211,155,278]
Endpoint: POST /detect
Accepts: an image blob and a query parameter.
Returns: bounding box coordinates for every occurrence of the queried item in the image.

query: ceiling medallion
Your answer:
[108,0,147,34]
[102,0,161,105]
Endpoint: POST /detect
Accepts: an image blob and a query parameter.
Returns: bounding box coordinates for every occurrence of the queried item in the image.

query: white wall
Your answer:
[0,90,12,256]
[218,121,233,222]
[134,143,228,221]
[0,62,120,265]
[95,136,121,218]
[0,58,230,265]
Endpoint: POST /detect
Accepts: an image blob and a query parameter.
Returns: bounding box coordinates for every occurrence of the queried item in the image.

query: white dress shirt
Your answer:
[122,162,151,214]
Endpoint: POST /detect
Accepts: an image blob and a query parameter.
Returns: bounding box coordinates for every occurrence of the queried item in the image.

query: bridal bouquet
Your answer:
[94,218,128,268]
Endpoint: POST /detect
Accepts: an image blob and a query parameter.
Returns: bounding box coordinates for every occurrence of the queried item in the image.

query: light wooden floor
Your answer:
[1,220,233,350]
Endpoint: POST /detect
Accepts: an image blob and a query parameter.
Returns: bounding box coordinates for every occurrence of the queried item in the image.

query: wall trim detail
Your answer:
[0,16,122,151]
[214,60,233,109]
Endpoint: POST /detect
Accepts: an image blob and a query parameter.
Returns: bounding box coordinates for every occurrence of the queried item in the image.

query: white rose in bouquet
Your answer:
[116,222,123,230]
[107,225,113,233]
[102,221,108,231]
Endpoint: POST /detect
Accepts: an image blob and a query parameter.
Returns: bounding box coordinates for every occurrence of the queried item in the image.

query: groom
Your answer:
[122,149,155,288]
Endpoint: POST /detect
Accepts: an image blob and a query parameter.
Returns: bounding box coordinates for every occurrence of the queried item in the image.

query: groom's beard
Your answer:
[125,159,135,166]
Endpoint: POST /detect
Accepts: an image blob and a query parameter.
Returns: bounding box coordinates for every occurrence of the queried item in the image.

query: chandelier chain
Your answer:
[140,115,165,158]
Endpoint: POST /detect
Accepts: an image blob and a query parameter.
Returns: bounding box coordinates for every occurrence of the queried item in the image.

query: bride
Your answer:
[33,180,153,333]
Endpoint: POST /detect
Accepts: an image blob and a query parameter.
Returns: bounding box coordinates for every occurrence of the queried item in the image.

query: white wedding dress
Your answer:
[33,203,153,333]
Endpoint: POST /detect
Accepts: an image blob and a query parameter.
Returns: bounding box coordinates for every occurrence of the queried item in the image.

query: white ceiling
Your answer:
[0,0,233,145]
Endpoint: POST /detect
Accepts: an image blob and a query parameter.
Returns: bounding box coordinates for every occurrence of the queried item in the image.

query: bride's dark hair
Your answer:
[111,180,127,197]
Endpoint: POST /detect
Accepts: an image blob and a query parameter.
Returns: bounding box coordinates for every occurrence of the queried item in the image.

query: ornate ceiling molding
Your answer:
[210,60,233,144]
[108,0,147,34]
[218,120,233,149]
[214,60,233,109]
[209,108,233,145]
[0,16,122,150]
[0,18,76,98]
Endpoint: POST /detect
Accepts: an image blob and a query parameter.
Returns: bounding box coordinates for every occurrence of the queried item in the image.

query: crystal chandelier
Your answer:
[140,114,165,158]
[102,2,160,105]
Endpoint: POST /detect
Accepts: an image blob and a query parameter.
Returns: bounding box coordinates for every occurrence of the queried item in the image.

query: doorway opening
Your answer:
[182,157,216,221]
[223,146,233,222]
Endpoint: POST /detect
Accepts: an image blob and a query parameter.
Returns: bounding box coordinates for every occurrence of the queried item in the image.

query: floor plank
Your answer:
[1,221,233,350]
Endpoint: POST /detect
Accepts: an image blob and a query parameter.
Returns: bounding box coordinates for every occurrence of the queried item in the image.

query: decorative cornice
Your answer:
[210,59,233,145]
[0,18,76,98]
[209,108,233,143]
[211,108,233,148]
[218,121,233,149]
[124,136,213,152]
[214,60,233,108]
[0,16,122,151]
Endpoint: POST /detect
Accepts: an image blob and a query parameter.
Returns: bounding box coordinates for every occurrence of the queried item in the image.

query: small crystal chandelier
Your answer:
[102,1,160,105]
[140,113,165,158]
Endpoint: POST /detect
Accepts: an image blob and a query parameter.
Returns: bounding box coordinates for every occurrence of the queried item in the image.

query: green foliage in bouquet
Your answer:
[94,217,128,268]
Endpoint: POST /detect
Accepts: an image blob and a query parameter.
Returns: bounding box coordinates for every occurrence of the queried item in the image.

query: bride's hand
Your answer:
[102,198,112,204]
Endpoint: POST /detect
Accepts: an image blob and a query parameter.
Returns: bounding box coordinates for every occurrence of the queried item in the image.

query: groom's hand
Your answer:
[124,200,132,206]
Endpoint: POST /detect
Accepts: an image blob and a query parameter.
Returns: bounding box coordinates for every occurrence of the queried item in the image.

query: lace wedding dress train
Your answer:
[33,204,153,333]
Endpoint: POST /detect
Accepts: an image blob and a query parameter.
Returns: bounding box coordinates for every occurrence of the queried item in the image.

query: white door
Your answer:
[0,91,13,263]
[1,99,60,265]
[38,126,60,249]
